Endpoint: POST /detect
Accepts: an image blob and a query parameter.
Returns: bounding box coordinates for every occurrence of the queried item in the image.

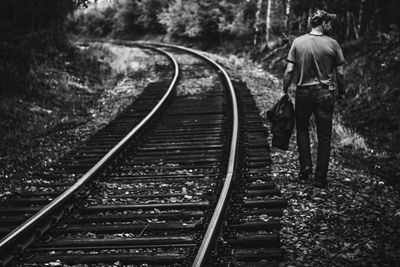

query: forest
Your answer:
[1,0,400,265]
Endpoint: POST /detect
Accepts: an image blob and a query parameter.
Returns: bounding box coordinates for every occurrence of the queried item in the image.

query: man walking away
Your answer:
[282,10,345,188]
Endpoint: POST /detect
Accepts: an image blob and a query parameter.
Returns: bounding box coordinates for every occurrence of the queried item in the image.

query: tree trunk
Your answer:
[358,0,365,33]
[299,12,304,33]
[284,0,291,29]
[351,12,359,40]
[265,0,272,45]
[31,6,36,35]
[12,0,17,32]
[254,0,263,46]
[346,11,351,41]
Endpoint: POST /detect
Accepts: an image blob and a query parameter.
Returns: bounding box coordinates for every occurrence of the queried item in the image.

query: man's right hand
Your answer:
[283,62,295,96]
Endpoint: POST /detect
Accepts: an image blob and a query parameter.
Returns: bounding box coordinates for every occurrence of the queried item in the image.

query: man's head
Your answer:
[310,10,337,32]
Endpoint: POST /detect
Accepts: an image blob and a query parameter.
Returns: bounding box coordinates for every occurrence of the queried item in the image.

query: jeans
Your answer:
[295,85,334,182]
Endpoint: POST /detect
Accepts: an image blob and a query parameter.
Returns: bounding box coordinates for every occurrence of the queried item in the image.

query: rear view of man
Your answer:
[282,10,345,188]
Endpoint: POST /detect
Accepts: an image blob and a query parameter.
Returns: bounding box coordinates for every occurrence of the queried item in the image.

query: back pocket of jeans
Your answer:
[318,92,334,108]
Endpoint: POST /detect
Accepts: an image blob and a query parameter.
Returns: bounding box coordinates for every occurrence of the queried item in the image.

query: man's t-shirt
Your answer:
[287,33,345,86]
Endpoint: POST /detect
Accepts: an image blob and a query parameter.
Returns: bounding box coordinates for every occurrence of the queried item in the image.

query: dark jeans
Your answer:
[295,85,334,182]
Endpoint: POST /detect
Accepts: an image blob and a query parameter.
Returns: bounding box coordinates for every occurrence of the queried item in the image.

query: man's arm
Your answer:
[283,62,295,94]
[335,65,345,95]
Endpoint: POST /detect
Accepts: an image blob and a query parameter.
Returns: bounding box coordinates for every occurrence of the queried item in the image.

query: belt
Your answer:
[297,84,329,89]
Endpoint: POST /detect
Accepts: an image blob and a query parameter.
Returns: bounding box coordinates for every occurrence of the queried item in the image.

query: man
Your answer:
[283,9,345,188]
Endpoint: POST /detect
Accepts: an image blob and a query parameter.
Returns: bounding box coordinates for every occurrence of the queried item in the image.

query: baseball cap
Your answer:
[310,10,337,25]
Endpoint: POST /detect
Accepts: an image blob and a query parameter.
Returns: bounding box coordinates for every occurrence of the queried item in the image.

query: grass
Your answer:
[332,114,368,151]
[0,41,171,197]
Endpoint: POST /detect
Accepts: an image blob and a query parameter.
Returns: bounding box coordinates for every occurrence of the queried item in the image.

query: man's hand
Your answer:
[283,62,295,95]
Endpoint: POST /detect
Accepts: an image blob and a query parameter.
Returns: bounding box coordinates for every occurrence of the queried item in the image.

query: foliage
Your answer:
[137,0,169,33]
[218,0,257,39]
[68,0,168,38]
[342,31,400,154]
[288,0,400,41]
[197,1,221,42]
[113,0,142,37]
[0,0,77,94]
[0,0,74,36]
[68,6,116,37]
[0,42,164,196]
[67,0,400,48]
[158,0,202,38]
[157,0,259,44]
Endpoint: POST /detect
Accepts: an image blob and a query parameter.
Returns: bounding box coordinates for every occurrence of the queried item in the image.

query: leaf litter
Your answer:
[206,52,400,265]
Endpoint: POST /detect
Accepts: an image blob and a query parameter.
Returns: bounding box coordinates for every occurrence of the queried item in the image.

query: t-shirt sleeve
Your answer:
[333,40,345,66]
[287,41,296,64]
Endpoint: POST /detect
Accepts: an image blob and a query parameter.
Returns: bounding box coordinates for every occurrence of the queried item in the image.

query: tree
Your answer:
[218,0,257,40]
[137,0,169,33]
[159,0,201,38]
[113,0,142,37]
[158,0,220,41]
[0,0,78,93]
[265,0,273,44]
[254,0,263,45]
[284,0,291,29]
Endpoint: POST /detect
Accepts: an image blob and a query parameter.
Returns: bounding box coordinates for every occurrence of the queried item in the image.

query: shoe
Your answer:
[313,179,327,189]
[298,166,312,180]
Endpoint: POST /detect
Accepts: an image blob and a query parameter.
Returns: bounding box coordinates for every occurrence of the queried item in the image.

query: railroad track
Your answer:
[0,42,286,266]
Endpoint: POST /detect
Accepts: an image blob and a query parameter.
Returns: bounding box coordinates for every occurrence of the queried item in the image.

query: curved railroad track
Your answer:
[0,42,286,266]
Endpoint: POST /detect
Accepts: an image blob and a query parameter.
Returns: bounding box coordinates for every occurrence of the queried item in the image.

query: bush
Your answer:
[342,32,400,153]
[137,0,169,34]
[67,5,117,37]
[218,0,257,39]
[0,0,76,94]
[158,0,202,38]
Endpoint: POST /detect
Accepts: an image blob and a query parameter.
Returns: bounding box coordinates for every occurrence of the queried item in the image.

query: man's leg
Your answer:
[295,89,313,178]
[314,90,334,186]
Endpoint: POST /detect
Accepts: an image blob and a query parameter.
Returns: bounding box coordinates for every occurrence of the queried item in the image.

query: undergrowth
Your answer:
[0,43,110,192]
[343,41,400,155]
[0,41,173,197]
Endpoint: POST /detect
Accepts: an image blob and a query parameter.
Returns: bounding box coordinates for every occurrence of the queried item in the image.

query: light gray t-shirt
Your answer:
[287,33,345,86]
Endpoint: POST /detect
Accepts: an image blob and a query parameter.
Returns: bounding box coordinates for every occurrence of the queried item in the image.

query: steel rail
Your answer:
[141,42,240,267]
[0,45,180,261]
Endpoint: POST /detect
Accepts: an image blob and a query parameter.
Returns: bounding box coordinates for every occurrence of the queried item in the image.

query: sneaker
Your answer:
[298,166,312,180]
